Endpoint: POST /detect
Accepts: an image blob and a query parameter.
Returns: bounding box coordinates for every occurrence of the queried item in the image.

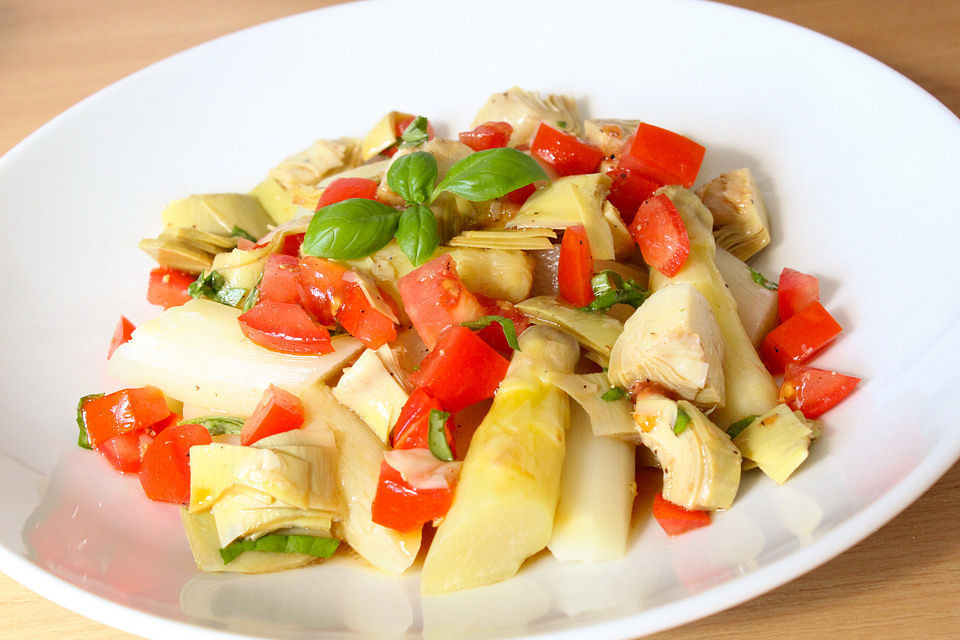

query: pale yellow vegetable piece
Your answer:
[269,137,362,191]
[250,177,301,226]
[714,247,779,348]
[602,201,636,259]
[333,349,409,444]
[421,326,579,594]
[208,488,334,548]
[161,194,272,239]
[361,111,414,160]
[317,159,392,188]
[733,404,815,484]
[696,167,771,261]
[583,119,638,158]
[447,229,556,251]
[516,296,623,366]
[544,371,636,442]
[471,87,581,147]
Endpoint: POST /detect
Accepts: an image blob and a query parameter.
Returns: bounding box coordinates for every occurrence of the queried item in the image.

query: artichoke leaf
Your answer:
[516,296,623,366]
[471,87,581,147]
[696,168,771,261]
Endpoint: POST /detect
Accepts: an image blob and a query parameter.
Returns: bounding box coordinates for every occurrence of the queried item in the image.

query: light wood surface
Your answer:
[1,1,958,638]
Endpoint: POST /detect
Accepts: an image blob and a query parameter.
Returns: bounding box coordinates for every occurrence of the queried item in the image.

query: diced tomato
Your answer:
[298,257,350,325]
[391,388,456,455]
[558,226,595,307]
[619,123,705,188]
[652,493,711,536]
[237,300,333,355]
[398,254,484,349]
[259,254,301,305]
[409,325,510,412]
[236,237,256,251]
[146,267,194,309]
[99,431,153,474]
[504,183,537,206]
[151,412,181,435]
[383,116,436,157]
[630,194,691,278]
[530,124,604,177]
[82,387,173,448]
[240,384,305,446]
[780,363,860,419]
[138,424,212,504]
[474,295,530,354]
[760,302,843,374]
[459,121,513,152]
[606,167,661,224]
[317,178,380,210]
[279,232,305,257]
[778,268,820,322]
[108,316,136,359]
[336,282,398,350]
[371,459,454,532]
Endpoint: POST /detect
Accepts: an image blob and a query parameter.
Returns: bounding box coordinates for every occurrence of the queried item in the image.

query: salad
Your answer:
[76,87,860,594]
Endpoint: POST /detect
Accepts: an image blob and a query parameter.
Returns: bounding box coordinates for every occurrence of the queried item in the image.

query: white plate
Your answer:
[1,0,959,638]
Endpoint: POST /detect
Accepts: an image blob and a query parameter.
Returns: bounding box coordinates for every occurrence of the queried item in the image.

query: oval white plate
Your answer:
[1,1,959,638]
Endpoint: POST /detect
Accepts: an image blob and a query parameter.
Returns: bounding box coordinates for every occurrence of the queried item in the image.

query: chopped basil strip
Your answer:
[219,534,339,565]
[581,270,649,312]
[188,270,247,307]
[557,120,567,128]
[432,148,548,202]
[76,393,104,450]
[749,266,778,290]
[241,275,261,312]
[231,226,257,242]
[673,407,692,435]
[399,115,430,149]
[428,409,454,461]
[396,204,440,266]
[460,315,521,351]
[387,151,438,205]
[600,386,627,401]
[179,415,245,436]
[302,198,400,260]
[725,414,759,440]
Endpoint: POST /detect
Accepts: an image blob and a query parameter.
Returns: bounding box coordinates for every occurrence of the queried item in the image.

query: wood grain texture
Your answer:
[1,1,957,638]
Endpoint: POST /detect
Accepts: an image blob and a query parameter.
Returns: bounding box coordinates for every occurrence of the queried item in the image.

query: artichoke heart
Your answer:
[733,404,816,484]
[516,296,623,366]
[447,228,556,251]
[361,111,414,160]
[608,283,724,409]
[333,349,409,444]
[160,194,272,239]
[696,167,771,261]
[545,371,637,442]
[635,399,741,511]
[269,137,362,191]
[583,119,638,160]
[471,87,581,147]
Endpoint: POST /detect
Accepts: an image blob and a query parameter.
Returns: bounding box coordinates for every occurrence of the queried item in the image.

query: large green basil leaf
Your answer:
[302,198,400,260]
[387,151,438,205]
[433,148,547,202]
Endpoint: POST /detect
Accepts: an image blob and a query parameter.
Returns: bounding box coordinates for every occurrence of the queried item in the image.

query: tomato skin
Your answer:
[780,363,860,418]
[398,254,484,349]
[99,431,153,474]
[260,254,301,305]
[237,300,334,355]
[371,459,454,533]
[408,325,510,413]
[240,384,305,446]
[138,424,212,504]
[652,493,711,536]
[391,388,456,455]
[474,295,530,354]
[530,124,604,177]
[619,123,705,188]
[298,257,350,326]
[279,232,305,257]
[82,387,172,448]
[108,316,136,359]
[778,268,820,322]
[630,194,691,278]
[504,183,537,206]
[336,282,398,350]
[147,267,194,309]
[760,301,843,374]
[317,179,380,209]
[459,121,513,152]
[606,168,661,225]
[558,226,595,307]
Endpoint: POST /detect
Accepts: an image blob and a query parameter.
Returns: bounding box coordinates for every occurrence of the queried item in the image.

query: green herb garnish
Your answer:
[396,204,440,266]
[428,409,454,461]
[302,198,400,260]
[188,270,248,307]
[581,270,649,312]
[231,226,256,242]
[749,266,778,290]
[179,415,245,436]
[460,315,521,351]
[725,414,759,440]
[432,148,548,202]
[219,534,339,564]
[76,393,104,450]
[673,407,692,435]
[600,386,627,401]
[399,115,430,149]
[387,151,438,205]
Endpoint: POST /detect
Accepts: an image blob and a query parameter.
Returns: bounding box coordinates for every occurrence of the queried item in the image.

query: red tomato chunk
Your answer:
[139,424,212,504]
[146,267,194,309]
[558,226,595,307]
[652,493,711,536]
[459,121,513,152]
[618,123,705,188]
[336,282,398,350]
[780,363,860,418]
[606,168,660,224]
[238,300,333,355]
[317,178,379,209]
[398,254,484,349]
[760,301,842,374]
[259,254,301,305]
[100,431,153,474]
[82,386,172,448]
[108,316,136,359]
[530,124,604,177]
[630,194,691,278]
[778,268,820,322]
[241,384,305,446]
[391,388,456,455]
[371,459,454,533]
[298,257,350,326]
[474,295,530,354]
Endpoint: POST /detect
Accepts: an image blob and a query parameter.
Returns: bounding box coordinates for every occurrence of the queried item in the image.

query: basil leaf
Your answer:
[231,226,256,242]
[179,415,245,436]
[302,198,400,260]
[673,407,692,435]
[76,393,104,450]
[591,270,623,296]
[749,266,778,290]
[396,204,440,266]
[581,270,649,313]
[460,315,521,351]
[387,151,438,204]
[432,148,548,202]
[220,534,339,564]
[399,115,430,149]
[600,386,627,401]
[428,409,454,462]
[241,274,262,312]
[726,414,759,440]
[188,270,248,307]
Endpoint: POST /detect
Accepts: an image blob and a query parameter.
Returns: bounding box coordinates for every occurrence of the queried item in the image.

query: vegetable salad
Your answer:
[78,87,860,593]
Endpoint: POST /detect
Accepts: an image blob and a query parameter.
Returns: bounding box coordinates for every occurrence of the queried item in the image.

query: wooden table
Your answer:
[1,1,958,638]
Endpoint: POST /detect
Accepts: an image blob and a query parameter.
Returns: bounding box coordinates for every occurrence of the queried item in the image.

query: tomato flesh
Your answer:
[778,268,820,322]
[371,459,454,533]
[260,254,301,305]
[558,226,595,307]
[398,254,484,349]
[108,316,136,359]
[459,121,513,152]
[298,257,350,326]
[99,431,153,474]
[391,388,456,455]
[238,300,333,355]
[409,325,510,412]
[240,384,305,446]
[606,167,661,224]
[138,424,212,504]
[82,386,172,448]
[530,124,604,177]
[619,123,705,188]
[780,363,860,418]
[336,282,398,350]
[760,301,842,374]
[317,178,380,209]
[474,295,530,354]
[630,194,691,278]
[147,267,194,309]
[504,183,537,206]
[652,493,711,536]
[279,232,305,257]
